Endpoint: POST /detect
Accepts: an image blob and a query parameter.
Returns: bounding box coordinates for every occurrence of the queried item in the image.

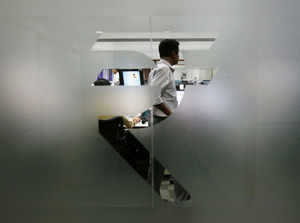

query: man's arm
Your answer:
[154,103,172,116]
[149,67,173,116]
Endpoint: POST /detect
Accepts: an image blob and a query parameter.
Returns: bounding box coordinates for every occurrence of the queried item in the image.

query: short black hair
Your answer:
[159,39,179,58]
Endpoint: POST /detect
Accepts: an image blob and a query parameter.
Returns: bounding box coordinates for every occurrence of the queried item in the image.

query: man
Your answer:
[111,69,120,86]
[148,39,191,203]
[132,40,179,127]
[149,39,179,124]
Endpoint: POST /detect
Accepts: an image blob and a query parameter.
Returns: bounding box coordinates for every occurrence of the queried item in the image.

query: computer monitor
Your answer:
[201,80,210,85]
[119,69,144,86]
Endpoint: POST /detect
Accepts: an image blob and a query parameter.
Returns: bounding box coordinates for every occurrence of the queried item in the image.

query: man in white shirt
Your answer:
[149,39,179,124]
[111,69,120,86]
[148,39,191,203]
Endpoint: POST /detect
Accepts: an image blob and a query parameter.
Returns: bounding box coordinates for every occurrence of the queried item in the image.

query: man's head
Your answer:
[159,39,180,66]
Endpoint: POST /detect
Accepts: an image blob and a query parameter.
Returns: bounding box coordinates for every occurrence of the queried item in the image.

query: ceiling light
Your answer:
[91,32,216,59]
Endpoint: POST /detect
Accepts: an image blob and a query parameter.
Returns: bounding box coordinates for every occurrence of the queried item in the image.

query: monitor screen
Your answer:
[201,80,210,85]
[120,70,143,86]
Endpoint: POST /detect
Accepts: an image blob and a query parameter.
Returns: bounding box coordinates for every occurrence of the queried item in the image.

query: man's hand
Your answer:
[133,117,142,124]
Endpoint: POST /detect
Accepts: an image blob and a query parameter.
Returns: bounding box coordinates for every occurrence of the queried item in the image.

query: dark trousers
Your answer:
[151,116,191,202]
[150,157,191,202]
[153,115,167,125]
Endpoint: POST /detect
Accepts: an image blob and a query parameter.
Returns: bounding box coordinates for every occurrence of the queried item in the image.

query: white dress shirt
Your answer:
[149,59,178,117]
[111,72,120,86]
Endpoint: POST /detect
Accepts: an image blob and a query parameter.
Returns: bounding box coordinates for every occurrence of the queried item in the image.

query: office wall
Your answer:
[173,68,213,81]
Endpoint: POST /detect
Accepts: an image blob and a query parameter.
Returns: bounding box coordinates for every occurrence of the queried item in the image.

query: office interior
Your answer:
[94,66,215,202]
[1,3,300,222]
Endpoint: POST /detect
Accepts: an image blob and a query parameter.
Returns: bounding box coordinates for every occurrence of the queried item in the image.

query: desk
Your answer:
[98,115,134,128]
[98,115,148,129]
[98,116,150,179]
[97,115,191,203]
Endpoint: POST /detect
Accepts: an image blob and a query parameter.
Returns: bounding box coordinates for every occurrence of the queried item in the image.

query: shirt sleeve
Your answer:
[150,67,170,105]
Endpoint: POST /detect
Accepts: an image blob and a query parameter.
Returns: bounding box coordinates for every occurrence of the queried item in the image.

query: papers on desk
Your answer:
[134,121,149,128]
[123,116,149,128]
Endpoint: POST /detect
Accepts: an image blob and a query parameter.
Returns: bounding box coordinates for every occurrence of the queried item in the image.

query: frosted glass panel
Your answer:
[1,14,300,222]
[153,82,257,207]
[0,22,159,209]
[38,44,159,206]
[86,86,159,116]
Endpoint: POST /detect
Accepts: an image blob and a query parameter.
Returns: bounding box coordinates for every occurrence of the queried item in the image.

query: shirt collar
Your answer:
[158,59,175,72]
